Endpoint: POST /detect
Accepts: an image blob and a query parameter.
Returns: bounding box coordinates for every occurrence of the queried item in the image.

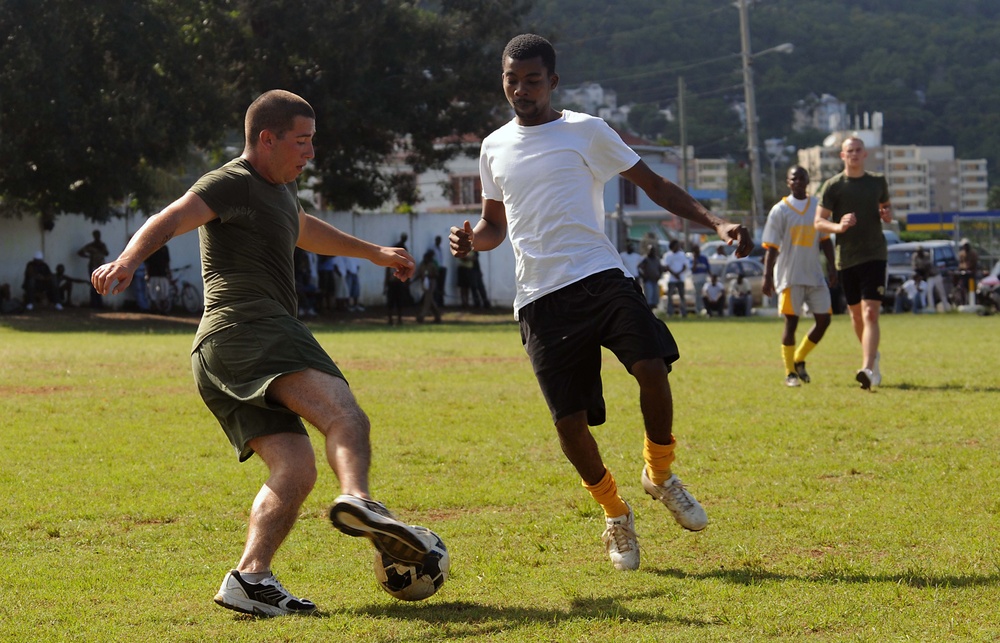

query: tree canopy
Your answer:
[0,0,529,222]
[532,0,1000,187]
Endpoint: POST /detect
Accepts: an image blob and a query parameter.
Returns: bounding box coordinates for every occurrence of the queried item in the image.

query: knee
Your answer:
[273,452,318,501]
[631,358,668,388]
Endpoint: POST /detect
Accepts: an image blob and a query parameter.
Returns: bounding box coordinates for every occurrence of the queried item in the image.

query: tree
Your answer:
[227,0,530,210]
[0,0,235,225]
[988,185,1000,211]
[1,0,532,223]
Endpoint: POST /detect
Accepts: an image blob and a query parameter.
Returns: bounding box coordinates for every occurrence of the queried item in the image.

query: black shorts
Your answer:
[518,269,680,426]
[839,260,887,306]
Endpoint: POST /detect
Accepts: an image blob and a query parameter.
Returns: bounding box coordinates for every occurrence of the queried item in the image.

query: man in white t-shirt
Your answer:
[619,241,642,287]
[660,239,690,317]
[450,34,752,572]
[762,166,837,387]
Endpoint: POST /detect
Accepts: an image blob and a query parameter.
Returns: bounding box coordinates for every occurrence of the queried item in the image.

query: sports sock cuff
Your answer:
[238,570,272,584]
[782,344,796,374]
[582,468,628,518]
[643,436,676,486]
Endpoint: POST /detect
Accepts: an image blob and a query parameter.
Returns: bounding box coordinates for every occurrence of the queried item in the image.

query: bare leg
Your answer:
[808,313,832,343]
[782,315,800,346]
[267,368,372,498]
[859,299,881,370]
[631,358,673,446]
[236,432,317,573]
[556,411,606,485]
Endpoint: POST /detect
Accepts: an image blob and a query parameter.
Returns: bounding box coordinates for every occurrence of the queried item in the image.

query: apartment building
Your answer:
[798,127,988,218]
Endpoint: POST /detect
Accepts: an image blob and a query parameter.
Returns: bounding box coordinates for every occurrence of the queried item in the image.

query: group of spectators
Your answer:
[620,237,753,318]
[895,239,980,314]
[291,232,490,325]
[3,230,110,313]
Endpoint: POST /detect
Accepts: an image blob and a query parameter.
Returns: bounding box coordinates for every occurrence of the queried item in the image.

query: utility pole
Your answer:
[738,0,763,239]
[678,76,689,247]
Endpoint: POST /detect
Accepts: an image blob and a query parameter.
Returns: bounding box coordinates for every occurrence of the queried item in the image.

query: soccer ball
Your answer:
[373,526,449,601]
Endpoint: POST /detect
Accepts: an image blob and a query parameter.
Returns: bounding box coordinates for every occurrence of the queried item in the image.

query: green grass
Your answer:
[2,310,999,642]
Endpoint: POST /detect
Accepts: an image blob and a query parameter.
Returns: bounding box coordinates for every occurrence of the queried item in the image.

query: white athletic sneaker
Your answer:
[602,504,639,571]
[329,494,430,564]
[641,468,708,531]
[785,372,801,388]
[872,352,882,386]
[214,570,316,617]
[856,368,873,390]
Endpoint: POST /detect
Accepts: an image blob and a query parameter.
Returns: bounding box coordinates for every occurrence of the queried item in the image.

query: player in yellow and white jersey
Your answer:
[762,166,837,387]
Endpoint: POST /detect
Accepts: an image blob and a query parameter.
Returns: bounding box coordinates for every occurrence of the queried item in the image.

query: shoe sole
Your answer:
[213,593,312,618]
[856,370,872,390]
[329,501,429,564]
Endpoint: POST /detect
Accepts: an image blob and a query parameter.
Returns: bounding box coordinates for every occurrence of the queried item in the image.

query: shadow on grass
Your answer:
[342,595,715,631]
[225,595,718,632]
[883,382,1000,393]
[650,566,1000,588]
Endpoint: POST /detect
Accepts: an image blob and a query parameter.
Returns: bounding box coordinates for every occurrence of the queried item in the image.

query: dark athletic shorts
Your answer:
[839,259,887,306]
[518,269,680,426]
[191,314,345,462]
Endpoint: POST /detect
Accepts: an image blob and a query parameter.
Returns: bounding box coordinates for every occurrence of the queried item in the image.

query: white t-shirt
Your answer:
[661,250,689,283]
[620,250,642,279]
[480,110,640,316]
[761,195,829,291]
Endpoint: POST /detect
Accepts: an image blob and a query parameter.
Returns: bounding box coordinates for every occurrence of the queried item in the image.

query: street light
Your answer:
[737,0,793,237]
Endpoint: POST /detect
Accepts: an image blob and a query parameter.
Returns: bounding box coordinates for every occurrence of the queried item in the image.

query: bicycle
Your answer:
[148,264,202,314]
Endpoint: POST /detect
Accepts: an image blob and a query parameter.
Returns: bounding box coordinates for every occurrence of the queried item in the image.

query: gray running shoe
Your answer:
[329,494,430,564]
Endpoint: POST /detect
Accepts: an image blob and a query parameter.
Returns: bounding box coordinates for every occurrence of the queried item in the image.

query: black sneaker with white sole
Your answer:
[214,570,316,617]
[329,494,430,564]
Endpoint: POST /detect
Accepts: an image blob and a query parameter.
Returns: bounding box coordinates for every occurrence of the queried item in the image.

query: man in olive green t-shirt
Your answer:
[814,136,892,390]
[92,90,433,616]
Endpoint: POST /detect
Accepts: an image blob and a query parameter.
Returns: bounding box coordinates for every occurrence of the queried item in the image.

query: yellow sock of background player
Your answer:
[794,337,817,364]
[782,344,796,375]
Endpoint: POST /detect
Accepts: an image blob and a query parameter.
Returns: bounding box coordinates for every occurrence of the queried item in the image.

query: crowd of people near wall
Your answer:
[1,227,492,321]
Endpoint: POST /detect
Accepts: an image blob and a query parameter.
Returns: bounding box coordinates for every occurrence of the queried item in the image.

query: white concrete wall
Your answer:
[0,210,517,311]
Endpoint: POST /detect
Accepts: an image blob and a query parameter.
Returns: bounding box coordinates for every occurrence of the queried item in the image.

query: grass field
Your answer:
[2,308,998,642]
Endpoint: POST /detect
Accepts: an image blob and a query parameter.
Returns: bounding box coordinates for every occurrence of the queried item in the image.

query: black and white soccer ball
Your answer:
[373,526,449,601]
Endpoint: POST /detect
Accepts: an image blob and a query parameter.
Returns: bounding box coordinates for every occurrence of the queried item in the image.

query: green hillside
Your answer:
[529,0,1000,185]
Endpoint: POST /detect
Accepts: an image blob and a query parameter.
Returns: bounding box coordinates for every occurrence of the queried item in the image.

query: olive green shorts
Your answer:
[191,315,345,462]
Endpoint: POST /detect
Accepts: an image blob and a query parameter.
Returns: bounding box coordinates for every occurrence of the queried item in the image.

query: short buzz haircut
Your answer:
[502,34,556,75]
[244,90,315,150]
[842,135,865,150]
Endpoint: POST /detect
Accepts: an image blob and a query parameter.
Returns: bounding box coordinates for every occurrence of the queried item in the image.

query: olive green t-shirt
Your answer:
[816,171,889,270]
[189,158,301,349]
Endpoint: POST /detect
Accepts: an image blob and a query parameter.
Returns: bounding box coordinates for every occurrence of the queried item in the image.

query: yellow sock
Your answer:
[794,337,817,364]
[782,344,796,375]
[643,436,676,486]
[582,468,629,518]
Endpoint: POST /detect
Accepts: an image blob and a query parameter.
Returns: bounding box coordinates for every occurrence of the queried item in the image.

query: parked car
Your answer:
[701,240,765,276]
[885,240,958,309]
[660,257,766,311]
[975,259,1000,314]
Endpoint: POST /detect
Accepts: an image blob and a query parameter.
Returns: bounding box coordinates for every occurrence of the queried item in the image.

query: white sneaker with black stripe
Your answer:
[214,570,316,617]
[329,494,430,564]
